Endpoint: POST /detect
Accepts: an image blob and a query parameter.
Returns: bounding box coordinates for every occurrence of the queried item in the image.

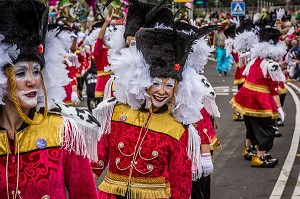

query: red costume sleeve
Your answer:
[91,132,110,177]
[93,38,109,71]
[63,150,98,199]
[169,131,192,199]
[197,109,214,145]
[267,75,280,96]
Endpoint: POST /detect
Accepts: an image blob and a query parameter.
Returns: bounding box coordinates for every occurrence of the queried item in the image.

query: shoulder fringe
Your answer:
[202,96,220,117]
[93,98,118,136]
[188,124,202,181]
[243,58,256,76]
[60,117,98,162]
[225,37,234,57]
[103,76,115,100]
[260,58,286,81]
[238,51,251,67]
[53,103,101,162]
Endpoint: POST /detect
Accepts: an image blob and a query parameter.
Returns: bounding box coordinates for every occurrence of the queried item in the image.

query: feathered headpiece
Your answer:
[0,0,48,67]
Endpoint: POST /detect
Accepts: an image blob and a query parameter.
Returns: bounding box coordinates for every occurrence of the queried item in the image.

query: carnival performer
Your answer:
[49,25,80,106]
[230,25,286,167]
[93,13,124,103]
[0,1,100,198]
[213,20,232,76]
[91,12,219,197]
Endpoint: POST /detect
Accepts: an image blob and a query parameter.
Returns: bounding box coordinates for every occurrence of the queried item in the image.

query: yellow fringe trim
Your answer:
[230,99,280,119]
[278,87,288,95]
[99,173,171,199]
[97,70,114,76]
[243,81,270,93]
[95,91,104,98]
[210,135,222,151]
[233,78,245,85]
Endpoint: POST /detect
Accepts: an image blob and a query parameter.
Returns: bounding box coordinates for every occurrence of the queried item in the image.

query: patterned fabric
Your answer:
[92,104,192,199]
[230,58,280,119]
[0,113,98,199]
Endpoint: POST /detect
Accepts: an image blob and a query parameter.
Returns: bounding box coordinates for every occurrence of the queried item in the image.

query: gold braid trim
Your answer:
[99,172,171,199]
[5,65,48,125]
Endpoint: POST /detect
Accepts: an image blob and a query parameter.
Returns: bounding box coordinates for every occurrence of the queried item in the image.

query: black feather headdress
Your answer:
[0,0,48,67]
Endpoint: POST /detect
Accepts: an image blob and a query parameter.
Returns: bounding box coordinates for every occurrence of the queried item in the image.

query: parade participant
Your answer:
[213,20,232,76]
[93,14,124,102]
[228,19,259,159]
[230,25,286,167]
[92,16,218,197]
[75,31,89,101]
[50,25,80,106]
[224,24,243,121]
[83,59,98,111]
[0,0,100,198]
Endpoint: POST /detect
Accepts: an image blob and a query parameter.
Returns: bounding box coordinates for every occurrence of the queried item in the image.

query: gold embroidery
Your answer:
[0,113,62,156]
[112,104,185,140]
[41,195,50,199]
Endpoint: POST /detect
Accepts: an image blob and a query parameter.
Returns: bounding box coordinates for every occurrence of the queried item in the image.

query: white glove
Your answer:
[201,153,213,177]
[277,107,285,122]
[253,13,261,24]
[287,26,295,36]
[230,17,240,27]
[71,91,79,105]
[190,19,196,26]
[276,8,285,20]
[81,69,86,76]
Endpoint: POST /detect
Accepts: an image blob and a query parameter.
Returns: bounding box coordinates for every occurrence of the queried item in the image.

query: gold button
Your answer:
[41,195,50,199]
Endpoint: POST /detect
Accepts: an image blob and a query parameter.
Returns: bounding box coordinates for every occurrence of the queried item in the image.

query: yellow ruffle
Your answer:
[230,99,280,119]
[99,172,171,199]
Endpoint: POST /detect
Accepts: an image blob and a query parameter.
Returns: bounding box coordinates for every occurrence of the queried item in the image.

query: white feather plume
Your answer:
[107,25,126,57]
[185,37,213,73]
[37,29,69,110]
[109,45,152,109]
[251,41,287,61]
[225,37,234,56]
[57,30,72,51]
[0,34,20,105]
[233,31,258,53]
[197,74,220,117]
[173,67,205,125]
[87,28,101,51]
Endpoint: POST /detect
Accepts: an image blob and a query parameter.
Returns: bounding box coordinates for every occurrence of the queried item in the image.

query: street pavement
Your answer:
[77,59,300,199]
[206,60,300,199]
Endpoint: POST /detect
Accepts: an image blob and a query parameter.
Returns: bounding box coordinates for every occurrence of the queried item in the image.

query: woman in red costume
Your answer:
[92,7,219,196]
[230,26,286,168]
[0,1,100,198]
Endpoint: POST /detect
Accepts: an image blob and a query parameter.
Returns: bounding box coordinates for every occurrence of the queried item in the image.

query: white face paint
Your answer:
[13,61,41,109]
[17,90,39,107]
[148,77,175,109]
